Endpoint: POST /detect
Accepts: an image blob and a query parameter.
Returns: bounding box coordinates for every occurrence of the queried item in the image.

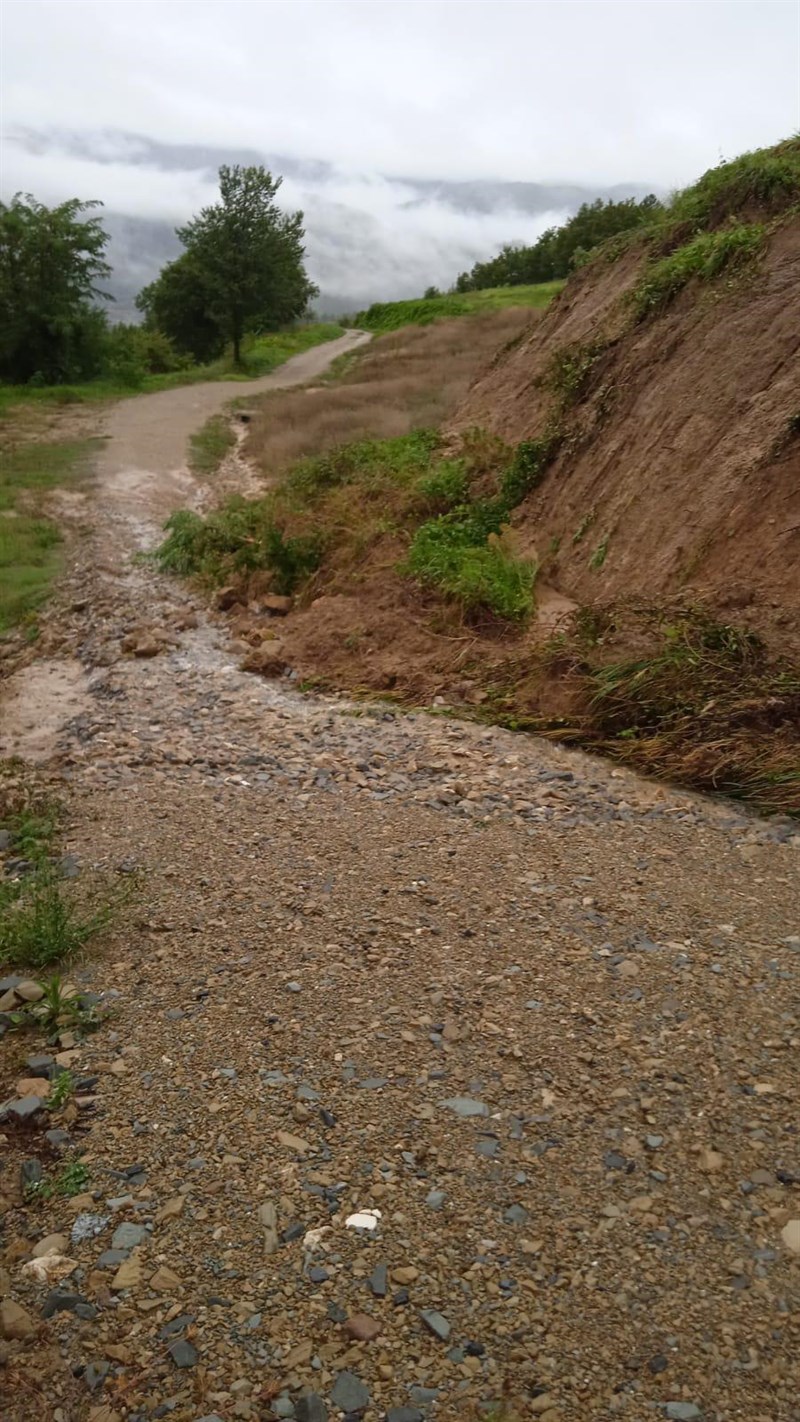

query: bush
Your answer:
[415,460,469,513]
[155,503,321,593]
[499,430,563,507]
[632,222,765,319]
[667,139,800,230]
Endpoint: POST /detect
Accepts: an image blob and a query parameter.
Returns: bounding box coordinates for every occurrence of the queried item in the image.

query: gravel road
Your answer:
[0,335,798,1422]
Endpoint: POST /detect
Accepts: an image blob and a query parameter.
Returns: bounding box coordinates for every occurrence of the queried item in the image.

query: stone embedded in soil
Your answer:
[72,1213,110,1245]
[419,1308,451,1341]
[1,1094,45,1121]
[167,1338,199,1368]
[781,1219,800,1254]
[439,1095,489,1117]
[295,1396,328,1422]
[41,1289,96,1320]
[369,1263,388,1296]
[665,1406,703,1421]
[343,1312,381,1342]
[111,1222,147,1249]
[1,1300,36,1341]
[330,1371,370,1413]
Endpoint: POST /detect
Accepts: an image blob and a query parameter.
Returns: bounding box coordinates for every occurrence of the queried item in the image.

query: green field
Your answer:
[0,323,345,423]
[353,282,564,333]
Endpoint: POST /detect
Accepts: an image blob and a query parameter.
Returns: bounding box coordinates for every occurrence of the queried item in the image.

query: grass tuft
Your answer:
[0,861,117,971]
[632,222,766,319]
[354,282,564,333]
[188,413,237,476]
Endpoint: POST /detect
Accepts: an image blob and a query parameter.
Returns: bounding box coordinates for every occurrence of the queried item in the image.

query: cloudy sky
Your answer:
[2,0,798,304]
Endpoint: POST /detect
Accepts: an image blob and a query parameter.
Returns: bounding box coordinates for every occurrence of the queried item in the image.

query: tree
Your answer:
[136,251,225,365]
[0,194,112,384]
[173,165,318,364]
[454,194,664,292]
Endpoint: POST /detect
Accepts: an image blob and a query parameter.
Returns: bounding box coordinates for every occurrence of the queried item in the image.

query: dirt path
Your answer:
[0,337,798,1422]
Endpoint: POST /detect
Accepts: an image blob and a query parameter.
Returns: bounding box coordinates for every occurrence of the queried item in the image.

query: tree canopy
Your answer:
[454,194,663,291]
[0,194,111,384]
[139,165,318,364]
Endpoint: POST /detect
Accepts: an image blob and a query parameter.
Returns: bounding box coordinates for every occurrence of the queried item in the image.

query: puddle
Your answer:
[0,659,92,762]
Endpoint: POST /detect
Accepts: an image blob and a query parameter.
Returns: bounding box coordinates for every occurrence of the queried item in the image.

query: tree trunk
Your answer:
[232,324,242,366]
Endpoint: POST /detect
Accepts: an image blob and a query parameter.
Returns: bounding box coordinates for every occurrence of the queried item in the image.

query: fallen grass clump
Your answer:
[156,504,322,594]
[542,604,800,814]
[408,514,535,622]
[632,222,766,319]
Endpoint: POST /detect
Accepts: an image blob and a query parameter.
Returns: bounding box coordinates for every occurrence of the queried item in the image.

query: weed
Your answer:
[572,509,596,544]
[156,503,321,592]
[0,862,117,971]
[288,430,441,500]
[544,340,606,408]
[27,1159,90,1201]
[499,429,562,507]
[1,803,58,859]
[665,138,800,230]
[590,534,610,569]
[632,222,765,319]
[189,413,236,476]
[47,1069,75,1110]
[415,461,468,513]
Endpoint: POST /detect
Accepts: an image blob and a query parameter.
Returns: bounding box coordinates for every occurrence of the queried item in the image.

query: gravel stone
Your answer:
[330,1371,370,1413]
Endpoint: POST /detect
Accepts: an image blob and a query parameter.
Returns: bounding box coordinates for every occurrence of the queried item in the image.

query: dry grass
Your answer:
[245,309,534,483]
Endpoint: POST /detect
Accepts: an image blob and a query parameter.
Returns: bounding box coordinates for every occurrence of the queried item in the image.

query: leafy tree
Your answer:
[170,165,318,364]
[136,251,224,365]
[0,194,112,383]
[455,194,663,291]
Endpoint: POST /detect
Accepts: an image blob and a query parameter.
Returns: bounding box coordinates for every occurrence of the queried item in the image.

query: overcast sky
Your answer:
[3,0,798,187]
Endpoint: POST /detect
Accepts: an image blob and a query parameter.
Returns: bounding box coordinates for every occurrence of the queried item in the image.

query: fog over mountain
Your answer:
[3,128,657,319]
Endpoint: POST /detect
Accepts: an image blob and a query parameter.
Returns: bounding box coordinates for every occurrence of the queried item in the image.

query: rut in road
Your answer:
[0,332,798,1422]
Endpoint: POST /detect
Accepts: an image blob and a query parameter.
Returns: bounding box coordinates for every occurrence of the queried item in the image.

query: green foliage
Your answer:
[47,1069,75,1110]
[102,323,189,386]
[28,1159,90,1201]
[408,512,536,621]
[1,804,58,859]
[572,509,596,544]
[590,534,610,569]
[354,282,563,332]
[155,503,321,593]
[632,222,766,319]
[545,340,606,408]
[455,195,663,291]
[288,429,442,498]
[415,460,468,513]
[0,861,116,970]
[0,193,111,385]
[666,138,800,230]
[0,438,95,631]
[136,249,226,364]
[175,165,318,363]
[189,413,236,476]
[499,430,563,507]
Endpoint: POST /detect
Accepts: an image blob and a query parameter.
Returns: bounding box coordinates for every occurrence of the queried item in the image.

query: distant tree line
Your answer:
[454,194,663,291]
[0,166,317,386]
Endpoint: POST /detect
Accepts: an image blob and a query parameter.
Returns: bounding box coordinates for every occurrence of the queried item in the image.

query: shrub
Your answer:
[415,460,468,513]
[155,503,320,592]
[499,430,562,507]
[666,139,800,230]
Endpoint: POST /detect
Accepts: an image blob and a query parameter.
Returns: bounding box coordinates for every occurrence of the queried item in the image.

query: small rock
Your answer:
[439,1096,489,1118]
[425,1189,446,1211]
[391,1266,419,1285]
[368,1263,388,1297]
[665,1406,702,1421]
[41,1289,96,1320]
[386,1410,424,1422]
[343,1313,381,1342]
[16,980,45,1003]
[781,1219,800,1254]
[330,1371,370,1414]
[698,1147,724,1173]
[33,1233,69,1258]
[419,1308,451,1341]
[0,1299,36,1340]
[72,1214,110,1245]
[1,1095,45,1121]
[111,1222,147,1249]
[168,1338,199,1368]
[295,1397,327,1422]
[85,1361,111,1393]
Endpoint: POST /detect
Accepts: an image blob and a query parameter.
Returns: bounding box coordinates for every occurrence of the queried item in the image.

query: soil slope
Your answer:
[452,218,800,650]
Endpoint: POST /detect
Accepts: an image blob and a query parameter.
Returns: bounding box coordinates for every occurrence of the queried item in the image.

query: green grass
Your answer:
[407,514,536,622]
[632,222,766,319]
[354,282,564,332]
[0,860,116,971]
[156,504,322,594]
[666,137,800,230]
[0,323,345,423]
[188,413,237,476]
[0,438,97,631]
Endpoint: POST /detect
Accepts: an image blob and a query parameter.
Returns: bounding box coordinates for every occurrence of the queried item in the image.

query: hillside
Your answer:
[453,203,800,652]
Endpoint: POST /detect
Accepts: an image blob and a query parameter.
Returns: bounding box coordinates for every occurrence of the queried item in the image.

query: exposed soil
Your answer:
[452,218,800,655]
[1,331,799,1422]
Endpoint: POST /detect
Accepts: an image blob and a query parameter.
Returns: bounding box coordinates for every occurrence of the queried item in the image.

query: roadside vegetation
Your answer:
[0,784,121,973]
[354,281,563,332]
[0,437,97,631]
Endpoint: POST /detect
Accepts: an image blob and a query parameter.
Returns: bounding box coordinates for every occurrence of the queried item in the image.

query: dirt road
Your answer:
[0,336,798,1422]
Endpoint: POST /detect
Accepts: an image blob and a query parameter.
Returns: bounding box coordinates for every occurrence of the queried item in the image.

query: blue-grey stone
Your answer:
[330,1371,369,1413]
[112,1222,147,1249]
[439,1096,489,1118]
[419,1308,451,1341]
